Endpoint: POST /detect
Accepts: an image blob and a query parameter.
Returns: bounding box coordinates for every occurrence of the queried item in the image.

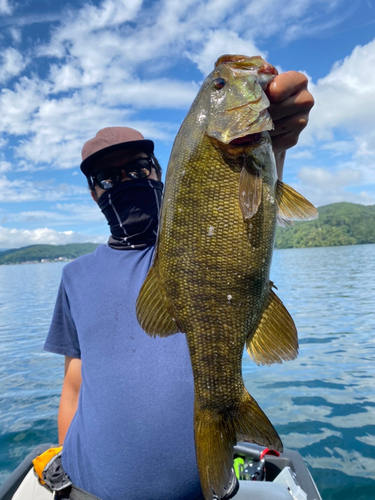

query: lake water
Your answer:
[0,244,374,499]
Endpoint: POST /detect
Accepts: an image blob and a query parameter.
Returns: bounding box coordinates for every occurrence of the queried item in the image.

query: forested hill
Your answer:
[0,243,99,265]
[1,203,374,264]
[275,202,375,249]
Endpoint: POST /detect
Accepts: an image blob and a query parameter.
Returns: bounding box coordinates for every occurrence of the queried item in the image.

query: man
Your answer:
[44,71,314,500]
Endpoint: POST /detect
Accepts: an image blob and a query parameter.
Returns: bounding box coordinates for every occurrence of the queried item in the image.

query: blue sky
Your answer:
[1,0,375,249]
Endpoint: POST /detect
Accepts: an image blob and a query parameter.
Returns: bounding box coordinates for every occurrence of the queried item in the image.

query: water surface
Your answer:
[1,245,374,499]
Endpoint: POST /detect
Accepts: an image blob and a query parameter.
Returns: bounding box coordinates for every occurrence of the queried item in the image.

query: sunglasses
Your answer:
[92,157,155,190]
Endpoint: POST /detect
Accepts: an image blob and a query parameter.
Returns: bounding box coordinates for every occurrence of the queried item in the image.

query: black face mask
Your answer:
[97,179,163,250]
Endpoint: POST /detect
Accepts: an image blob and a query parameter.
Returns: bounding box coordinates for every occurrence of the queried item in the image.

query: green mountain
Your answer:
[275,202,375,249]
[0,203,374,264]
[0,243,99,265]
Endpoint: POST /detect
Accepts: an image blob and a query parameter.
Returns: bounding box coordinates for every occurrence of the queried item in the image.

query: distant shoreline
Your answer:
[0,243,99,266]
[2,241,375,266]
[0,257,73,266]
[1,202,374,265]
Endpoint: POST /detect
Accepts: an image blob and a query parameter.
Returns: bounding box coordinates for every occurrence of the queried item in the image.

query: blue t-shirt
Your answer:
[44,244,202,500]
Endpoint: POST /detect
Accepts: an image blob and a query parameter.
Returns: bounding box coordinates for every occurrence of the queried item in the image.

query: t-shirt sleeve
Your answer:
[44,279,81,358]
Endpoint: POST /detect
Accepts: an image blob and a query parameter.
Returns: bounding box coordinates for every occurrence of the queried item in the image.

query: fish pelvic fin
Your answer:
[246,283,298,365]
[276,179,318,227]
[136,263,180,337]
[195,390,282,500]
[238,166,262,220]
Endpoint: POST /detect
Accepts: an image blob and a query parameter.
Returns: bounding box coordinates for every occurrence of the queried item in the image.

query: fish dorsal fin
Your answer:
[276,180,318,226]
[246,283,298,365]
[136,259,180,337]
[239,167,262,220]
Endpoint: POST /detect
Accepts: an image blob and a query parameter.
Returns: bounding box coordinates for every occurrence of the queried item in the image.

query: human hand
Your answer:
[266,71,314,154]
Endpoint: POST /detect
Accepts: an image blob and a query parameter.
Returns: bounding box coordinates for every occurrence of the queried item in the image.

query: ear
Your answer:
[90,190,98,203]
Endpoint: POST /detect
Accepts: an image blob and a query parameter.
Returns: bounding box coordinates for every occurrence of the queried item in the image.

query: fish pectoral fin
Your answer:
[238,166,262,220]
[246,284,298,365]
[136,264,180,337]
[276,179,318,227]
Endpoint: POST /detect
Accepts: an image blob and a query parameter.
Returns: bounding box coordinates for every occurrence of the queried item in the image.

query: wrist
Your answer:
[274,151,286,180]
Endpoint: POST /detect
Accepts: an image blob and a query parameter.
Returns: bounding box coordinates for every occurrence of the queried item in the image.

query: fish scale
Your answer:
[136,54,318,500]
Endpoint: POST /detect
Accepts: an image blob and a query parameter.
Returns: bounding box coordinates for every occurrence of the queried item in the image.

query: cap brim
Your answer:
[80,139,154,177]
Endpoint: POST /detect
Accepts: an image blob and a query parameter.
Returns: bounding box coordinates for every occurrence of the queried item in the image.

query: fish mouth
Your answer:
[229,133,262,146]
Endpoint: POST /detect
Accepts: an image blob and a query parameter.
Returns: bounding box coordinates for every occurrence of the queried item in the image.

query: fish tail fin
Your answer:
[195,405,236,500]
[235,388,283,450]
[195,390,282,500]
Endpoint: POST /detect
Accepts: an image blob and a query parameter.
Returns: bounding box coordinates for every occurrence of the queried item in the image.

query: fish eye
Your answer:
[212,78,226,90]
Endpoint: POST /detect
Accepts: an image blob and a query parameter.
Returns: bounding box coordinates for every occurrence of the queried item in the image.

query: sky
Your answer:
[0,0,375,249]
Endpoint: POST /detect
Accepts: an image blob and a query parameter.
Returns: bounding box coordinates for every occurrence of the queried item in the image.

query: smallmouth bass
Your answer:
[136,54,318,500]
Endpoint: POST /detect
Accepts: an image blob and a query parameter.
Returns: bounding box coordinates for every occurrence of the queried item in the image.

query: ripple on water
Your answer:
[1,248,375,499]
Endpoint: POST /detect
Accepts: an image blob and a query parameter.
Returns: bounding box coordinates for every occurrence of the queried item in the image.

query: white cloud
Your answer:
[292,165,375,207]
[14,110,177,170]
[290,165,375,207]
[0,160,11,172]
[298,166,363,189]
[0,0,373,249]
[228,0,346,42]
[320,140,357,155]
[3,203,103,226]
[0,77,49,135]
[307,38,375,140]
[0,175,87,202]
[288,150,314,160]
[13,95,133,169]
[186,29,263,75]
[69,0,143,31]
[37,0,144,64]
[9,27,21,43]
[0,225,106,249]
[289,37,375,208]
[280,2,355,43]
[1,0,362,174]
[354,130,375,160]
[0,0,13,15]
[0,47,26,83]
[102,79,199,109]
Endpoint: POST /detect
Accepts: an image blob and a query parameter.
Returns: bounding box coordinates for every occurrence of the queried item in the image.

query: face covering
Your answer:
[97,179,163,250]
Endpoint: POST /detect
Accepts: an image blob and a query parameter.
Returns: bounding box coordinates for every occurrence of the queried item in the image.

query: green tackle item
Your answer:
[233,457,245,480]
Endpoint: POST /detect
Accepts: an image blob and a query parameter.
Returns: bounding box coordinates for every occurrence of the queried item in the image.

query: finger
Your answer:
[267,71,309,103]
[270,113,310,138]
[270,114,310,154]
[271,130,302,154]
[268,88,314,122]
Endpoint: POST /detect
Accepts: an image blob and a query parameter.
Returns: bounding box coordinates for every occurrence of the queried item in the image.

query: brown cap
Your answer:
[80,126,154,177]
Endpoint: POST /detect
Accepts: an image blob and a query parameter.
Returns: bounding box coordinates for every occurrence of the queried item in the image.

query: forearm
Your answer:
[58,356,82,444]
[58,390,79,444]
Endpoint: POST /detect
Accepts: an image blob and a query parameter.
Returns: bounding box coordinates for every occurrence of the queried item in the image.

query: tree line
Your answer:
[1,203,374,264]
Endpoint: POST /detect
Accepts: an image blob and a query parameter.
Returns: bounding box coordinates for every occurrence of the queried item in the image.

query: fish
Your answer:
[136,54,318,500]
